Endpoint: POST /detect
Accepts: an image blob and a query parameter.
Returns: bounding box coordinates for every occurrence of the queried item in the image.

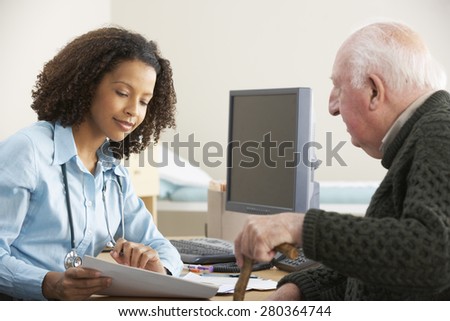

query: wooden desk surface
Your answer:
[209,267,287,301]
[93,253,287,301]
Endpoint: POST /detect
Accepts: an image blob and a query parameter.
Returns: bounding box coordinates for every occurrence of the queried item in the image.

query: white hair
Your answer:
[345,22,447,93]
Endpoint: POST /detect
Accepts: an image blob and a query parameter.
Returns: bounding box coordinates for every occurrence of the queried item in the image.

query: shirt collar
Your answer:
[52,122,126,177]
[52,122,77,165]
[380,91,436,155]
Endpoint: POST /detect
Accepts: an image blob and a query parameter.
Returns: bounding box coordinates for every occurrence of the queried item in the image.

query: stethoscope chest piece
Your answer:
[64,249,82,270]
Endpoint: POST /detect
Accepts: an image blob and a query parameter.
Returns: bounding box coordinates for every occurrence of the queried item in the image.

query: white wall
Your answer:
[2,0,449,183]
[0,0,111,138]
[111,0,450,182]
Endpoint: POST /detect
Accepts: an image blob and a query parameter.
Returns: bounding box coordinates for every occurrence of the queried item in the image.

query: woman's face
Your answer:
[87,59,157,142]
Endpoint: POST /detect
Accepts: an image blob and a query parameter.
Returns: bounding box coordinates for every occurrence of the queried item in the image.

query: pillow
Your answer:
[157,146,212,187]
[169,186,208,202]
[158,179,178,200]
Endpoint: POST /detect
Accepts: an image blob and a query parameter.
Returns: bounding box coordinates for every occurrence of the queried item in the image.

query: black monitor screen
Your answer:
[229,94,297,208]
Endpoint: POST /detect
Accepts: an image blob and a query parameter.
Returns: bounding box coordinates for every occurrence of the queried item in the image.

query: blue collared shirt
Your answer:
[0,121,183,300]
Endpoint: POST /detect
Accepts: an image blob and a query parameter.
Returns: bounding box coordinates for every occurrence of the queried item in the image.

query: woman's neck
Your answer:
[72,122,105,174]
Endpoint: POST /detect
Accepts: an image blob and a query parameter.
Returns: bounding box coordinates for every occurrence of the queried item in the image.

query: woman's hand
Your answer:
[110,238,166,274]
[42,268,111,300]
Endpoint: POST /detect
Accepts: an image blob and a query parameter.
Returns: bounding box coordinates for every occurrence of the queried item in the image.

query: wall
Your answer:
[111,0,450,182]
[2,0,449,183]
[0,0,111,138]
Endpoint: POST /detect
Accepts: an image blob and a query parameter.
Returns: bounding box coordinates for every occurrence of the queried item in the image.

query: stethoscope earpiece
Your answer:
[64,249,82,270]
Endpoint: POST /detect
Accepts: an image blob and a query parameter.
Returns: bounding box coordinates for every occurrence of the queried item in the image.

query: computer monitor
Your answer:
[226,87,319,215]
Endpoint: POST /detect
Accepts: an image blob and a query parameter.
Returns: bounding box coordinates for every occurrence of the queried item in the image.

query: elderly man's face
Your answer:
[328,48,383,159]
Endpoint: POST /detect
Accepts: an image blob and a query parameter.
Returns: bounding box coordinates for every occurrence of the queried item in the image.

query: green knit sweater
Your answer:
[279,90,450,300]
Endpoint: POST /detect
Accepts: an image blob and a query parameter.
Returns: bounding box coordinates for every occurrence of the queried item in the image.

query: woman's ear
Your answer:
[368,74,385,111]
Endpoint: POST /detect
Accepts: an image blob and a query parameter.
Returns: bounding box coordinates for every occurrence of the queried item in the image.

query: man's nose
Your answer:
[328,91,340,116]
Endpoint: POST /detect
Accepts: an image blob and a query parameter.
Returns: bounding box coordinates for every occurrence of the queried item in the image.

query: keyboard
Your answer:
[211,261,272,272]
[170,238,236,264]
[170,237,318,272]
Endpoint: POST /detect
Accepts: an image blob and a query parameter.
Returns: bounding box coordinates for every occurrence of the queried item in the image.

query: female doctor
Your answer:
[0,27,183,300]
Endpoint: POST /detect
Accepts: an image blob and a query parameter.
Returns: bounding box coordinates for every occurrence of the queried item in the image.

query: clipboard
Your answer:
[83,256,219,299]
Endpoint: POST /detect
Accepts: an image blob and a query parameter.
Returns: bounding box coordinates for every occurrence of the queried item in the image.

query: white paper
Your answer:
[182,272,277,294]
[82,256,219,299]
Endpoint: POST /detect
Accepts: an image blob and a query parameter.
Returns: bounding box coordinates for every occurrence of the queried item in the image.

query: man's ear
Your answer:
[368,74,385,110]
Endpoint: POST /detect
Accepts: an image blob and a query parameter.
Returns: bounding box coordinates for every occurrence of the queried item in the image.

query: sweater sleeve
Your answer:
[276,209,348,300]
[278,265,347,300]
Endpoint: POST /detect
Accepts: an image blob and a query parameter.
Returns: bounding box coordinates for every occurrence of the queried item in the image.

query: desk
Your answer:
[210,268,287,301]
[93,253,287,301]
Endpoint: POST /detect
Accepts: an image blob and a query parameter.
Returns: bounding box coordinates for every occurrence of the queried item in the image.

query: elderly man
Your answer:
[234,21,450,300]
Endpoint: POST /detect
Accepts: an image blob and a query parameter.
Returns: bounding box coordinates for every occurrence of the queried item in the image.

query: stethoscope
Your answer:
[61,163,124,270]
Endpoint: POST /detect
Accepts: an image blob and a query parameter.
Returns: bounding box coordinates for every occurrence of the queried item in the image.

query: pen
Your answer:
[184,264,214,273]
[228,273,257,278]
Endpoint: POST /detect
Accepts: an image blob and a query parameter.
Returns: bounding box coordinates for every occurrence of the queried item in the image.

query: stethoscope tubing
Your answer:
[62,163,76,250]
[61,163,124,269]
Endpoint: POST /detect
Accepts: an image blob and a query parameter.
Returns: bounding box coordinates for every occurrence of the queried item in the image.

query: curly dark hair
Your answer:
[31,26,176,159]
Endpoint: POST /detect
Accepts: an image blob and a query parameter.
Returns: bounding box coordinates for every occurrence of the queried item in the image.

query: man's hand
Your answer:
[234,212,305,267]
[266,283,303,300]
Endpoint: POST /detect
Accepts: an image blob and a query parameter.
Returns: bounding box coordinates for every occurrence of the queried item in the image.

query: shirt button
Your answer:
[85,200,93,207]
